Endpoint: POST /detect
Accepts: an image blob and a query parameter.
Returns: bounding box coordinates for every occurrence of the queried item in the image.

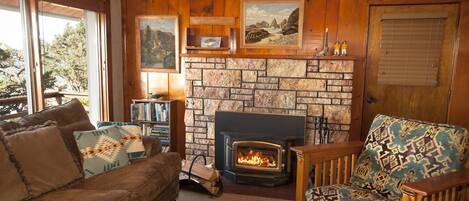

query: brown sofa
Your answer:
[0,99,181,201]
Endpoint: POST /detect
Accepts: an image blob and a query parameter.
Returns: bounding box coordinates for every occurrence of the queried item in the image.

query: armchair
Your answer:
[292,114,469,201]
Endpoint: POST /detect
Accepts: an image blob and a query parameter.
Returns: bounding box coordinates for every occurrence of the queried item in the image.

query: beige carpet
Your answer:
[177,189,292,201]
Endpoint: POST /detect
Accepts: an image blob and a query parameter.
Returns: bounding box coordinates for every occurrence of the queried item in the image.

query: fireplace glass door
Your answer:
[232,141,283,172]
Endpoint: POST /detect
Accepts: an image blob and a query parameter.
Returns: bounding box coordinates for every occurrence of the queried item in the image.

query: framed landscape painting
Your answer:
[136,15,179,73]
[241,0,304,49]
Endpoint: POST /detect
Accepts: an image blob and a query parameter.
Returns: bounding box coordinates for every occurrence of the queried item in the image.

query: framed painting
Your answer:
[241,0,304,49]
[136,15,179,73]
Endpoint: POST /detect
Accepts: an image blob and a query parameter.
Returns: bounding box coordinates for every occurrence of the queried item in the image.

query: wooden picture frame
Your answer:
[240,0,304,49]
[135,15,179,73]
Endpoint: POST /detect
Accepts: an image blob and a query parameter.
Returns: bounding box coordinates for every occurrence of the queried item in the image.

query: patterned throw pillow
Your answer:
[96,121,138,128]
[350,114,469,200]
[117,125,146,159]
[73,126,129,178]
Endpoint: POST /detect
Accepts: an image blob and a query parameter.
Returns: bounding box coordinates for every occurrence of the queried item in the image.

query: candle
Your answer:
[324,28,329,47]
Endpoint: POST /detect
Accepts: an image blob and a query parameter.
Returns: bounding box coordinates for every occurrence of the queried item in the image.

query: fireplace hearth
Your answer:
[215,111,305,186]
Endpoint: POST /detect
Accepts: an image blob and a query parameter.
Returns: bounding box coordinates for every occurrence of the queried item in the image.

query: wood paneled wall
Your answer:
[121,0,469,148]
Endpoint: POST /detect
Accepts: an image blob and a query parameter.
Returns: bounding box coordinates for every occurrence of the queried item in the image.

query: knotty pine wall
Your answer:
[121,0,469,151]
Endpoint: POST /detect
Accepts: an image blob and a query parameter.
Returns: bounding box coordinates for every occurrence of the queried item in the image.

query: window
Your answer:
[0,0,109,122]
[0,0,31,119]
[378,13,447,86]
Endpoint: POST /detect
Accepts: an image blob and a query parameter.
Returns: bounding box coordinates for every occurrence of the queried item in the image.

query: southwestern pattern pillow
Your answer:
[117,125,146,159]
[73,126,129,178]
[350,114,469,200]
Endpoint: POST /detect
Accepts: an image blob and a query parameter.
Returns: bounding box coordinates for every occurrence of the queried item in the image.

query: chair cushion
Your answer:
[350,114,469,200]
[73,152,181,201]
[306,184,390,201]
[74,126,130,178]
[0,132,30,201]
[31,189,133,201]
[4,122,82,198]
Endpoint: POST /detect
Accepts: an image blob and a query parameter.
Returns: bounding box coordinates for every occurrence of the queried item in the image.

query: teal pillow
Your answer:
[73,126,130,178]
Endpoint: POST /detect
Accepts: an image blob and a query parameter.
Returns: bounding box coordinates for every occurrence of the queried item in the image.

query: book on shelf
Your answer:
[131,102,170,123]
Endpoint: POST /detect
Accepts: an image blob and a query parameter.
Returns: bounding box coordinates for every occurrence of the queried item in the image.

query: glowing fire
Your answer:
[237,149,277,168]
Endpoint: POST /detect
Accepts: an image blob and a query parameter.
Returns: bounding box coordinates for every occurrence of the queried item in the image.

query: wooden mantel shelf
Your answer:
[180,53,358,60]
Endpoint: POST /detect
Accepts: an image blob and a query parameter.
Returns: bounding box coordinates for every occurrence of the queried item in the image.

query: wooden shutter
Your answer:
[377,14,447,86]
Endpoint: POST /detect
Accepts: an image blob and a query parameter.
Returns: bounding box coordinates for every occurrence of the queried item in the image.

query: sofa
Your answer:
[0,99,181,201]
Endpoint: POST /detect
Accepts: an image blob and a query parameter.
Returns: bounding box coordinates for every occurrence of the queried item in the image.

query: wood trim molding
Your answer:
[180,53,358,60]
[43,0,106,13]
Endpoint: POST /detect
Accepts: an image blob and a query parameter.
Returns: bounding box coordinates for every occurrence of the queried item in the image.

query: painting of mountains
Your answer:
[137,16,179,72]
[241,0,303,49]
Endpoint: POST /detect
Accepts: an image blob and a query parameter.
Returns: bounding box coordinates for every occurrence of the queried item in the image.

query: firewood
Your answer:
[181,160,218,182]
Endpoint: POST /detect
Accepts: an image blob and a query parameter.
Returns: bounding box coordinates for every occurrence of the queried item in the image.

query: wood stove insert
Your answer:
[215,112,305,187]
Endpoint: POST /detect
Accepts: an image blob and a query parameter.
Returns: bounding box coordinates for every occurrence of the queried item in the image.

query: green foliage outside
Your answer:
[0,21,88,116]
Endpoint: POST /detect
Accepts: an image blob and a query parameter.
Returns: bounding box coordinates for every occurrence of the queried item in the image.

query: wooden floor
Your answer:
[178,174,295,200]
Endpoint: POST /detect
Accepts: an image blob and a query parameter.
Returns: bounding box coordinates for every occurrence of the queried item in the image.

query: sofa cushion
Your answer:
[18,99,90,127]
[4,122,82,198]
[0,132,30,201]
[31,189,134,201]
[350,114,469,200]
[74,126,130,178]
[0,120,22,132]
[74,152,181,201]
[306,184,390,201]
[58,119,96,168]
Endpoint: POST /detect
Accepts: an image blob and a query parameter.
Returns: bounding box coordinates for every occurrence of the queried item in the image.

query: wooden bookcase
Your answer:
[131,99,177,153]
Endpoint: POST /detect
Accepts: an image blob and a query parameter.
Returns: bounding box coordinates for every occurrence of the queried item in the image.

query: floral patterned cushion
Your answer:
[350,114,469,200]
[306,184,390,201]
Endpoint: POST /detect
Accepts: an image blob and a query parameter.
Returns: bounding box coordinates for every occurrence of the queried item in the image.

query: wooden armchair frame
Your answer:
[291,141,469,201]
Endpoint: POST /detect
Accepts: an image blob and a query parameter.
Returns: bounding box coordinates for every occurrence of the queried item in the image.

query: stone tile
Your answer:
[327,80,353,86]
[215,63,226,69]
[289,110,307,116]
[207,122,215,139]
[244,101,254,107]
[194,121,206,127]
[191,63,215,69]
[194,110,203,115]
[319,60,354,73]
[185,81,193,97]
[258,71,267,76]
[206,58,225,63]
[194,133,206,138]
[185,69,202,80]
[193,80,202,86]
[307,73,343,79]
[254,83,278,90]
[257,77,278,84]
[327,86,342,92]
[324,105,351,124]
[342,86,353,92]
[209,145,215,157]
[308,60,319,66]
[193,87,230,99]
[185,132,193,143]
[204,99,244,116]
[231,94,253,101]
[344,73,353,80]
[242,83,255,89]
[254,90,296,109]
[307,66,319,72]
[226,58,266,70]
[318,92,352,99]
[332,99,341,105]
[279,79,326,91]
[296,104,307,110]
[242,71,257,82]
[267,59,307,77]
[185,57,206,63]
[231,89,253,95]
[297,97,331,104]
[185,110,194,126]
[244,107,289,114]
[307,105,323,116]
[342,99,352,105]
[186,98,203,109]
[203,70,241,87]
[297,91,318,97]
[330,131,349,143]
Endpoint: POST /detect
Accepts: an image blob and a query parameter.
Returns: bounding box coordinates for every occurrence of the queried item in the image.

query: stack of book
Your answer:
[131,102,169,122]
[148,126,170,144]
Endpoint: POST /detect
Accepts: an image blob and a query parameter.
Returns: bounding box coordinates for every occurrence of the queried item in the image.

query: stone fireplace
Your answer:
[183,56,354,164]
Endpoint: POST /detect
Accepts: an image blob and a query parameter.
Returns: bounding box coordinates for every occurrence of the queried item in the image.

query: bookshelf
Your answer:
[131,99,177,153]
